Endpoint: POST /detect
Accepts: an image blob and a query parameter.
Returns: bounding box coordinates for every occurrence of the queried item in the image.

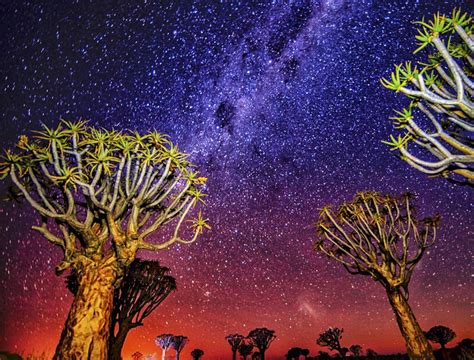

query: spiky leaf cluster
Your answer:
[0,120,209,272]
[380,8,474,184]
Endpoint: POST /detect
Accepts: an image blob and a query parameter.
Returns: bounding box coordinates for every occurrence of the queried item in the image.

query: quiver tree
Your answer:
[381,8,474,184]
[110,260,176,360]
[314,191,439,360]
[226,334,245,360]
[286,347,302,360]
[238,342,254,360]
[366,349,378,359]
[457,338,474,360]
[0,121,209,359]
[67,259,176,360]
[247,328,276,360]
[171,335,189,360]
[349,344,362,358]
[316,327,347,358]
[425,325,456,357]
[156,334,175,360]
[191,349,204,360]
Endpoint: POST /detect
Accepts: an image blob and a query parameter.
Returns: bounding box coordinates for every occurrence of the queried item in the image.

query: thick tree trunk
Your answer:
[161,349,166,360]
[232,350,237,360]
[108,321,133,360]
[176,351,181,360]
[386,290,435,360]
[54,257,119,360]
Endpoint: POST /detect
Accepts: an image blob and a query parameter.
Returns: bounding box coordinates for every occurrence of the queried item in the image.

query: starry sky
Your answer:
[0,0,472,359]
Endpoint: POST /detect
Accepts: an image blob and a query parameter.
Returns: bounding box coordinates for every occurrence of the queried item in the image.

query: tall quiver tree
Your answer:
[380,9,474,184]
[247,328,276,360]
[0,121,209,359]
[226,334,244,360]
[156,334,175,360]
[314,191,439,360]
[171,336,189,360]
[108,260,176,360]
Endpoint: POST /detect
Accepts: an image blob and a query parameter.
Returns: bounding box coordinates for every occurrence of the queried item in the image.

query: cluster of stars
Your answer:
[0,0,472,359]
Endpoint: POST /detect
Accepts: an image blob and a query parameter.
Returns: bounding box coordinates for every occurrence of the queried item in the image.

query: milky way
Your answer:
[0,1,472,359]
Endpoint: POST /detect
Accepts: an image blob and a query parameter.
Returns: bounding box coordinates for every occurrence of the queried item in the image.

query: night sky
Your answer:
[0,1,472,359]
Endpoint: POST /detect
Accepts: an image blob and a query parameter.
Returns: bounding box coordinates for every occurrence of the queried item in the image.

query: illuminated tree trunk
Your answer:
[54,256,119,360]
[387,290,434,360]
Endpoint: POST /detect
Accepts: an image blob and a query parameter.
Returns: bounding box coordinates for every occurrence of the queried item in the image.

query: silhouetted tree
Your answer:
[248,328,276,360]
[349,345,362,358]
[67,259,176,360]
[131,352,143,360]
[239,342,254,360]
[301,348,310,359]
[171,335,189,360]
[226,334,245,360]
[316,327,347,358]
[366,349,377,359]
[380,9,474,184]
[314,191,438,360]
[191,349,204,360]
[156,334,174,360]
[0,122,209,359]
[424,325,456,349]
[457,338,474,360]
[287,347,302,359]
[317,351,331,360]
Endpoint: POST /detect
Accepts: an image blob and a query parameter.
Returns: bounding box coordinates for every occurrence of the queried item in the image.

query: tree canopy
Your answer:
[0,120,210,272]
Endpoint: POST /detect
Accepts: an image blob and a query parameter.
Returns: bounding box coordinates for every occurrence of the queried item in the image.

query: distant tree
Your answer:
[67,259,176,360]
[458,338,474,349]
[301,348,310,359]
[317,351,331,360]
[314,191,438,360]
[171,335,189,360]
[131,352,143,360]
[366,349,377,359]
[248,328,276,360]
[380,9,474,184]
[226,334,245,360]
[0,122,209,359]
[239,342,254,360]
[425,325,456,349]
[457,338,474,360]
[156,334,174,360]
[349,345,362,358]
[316,327,348,358]
[191,349,204,360]
[287,347,303,359]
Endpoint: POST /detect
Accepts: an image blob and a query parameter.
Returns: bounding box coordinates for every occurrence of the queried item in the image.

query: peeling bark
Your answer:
[54,257,119,360]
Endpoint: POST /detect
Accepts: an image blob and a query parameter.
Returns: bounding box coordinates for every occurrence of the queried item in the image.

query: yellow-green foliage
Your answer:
[381,8,473,184]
